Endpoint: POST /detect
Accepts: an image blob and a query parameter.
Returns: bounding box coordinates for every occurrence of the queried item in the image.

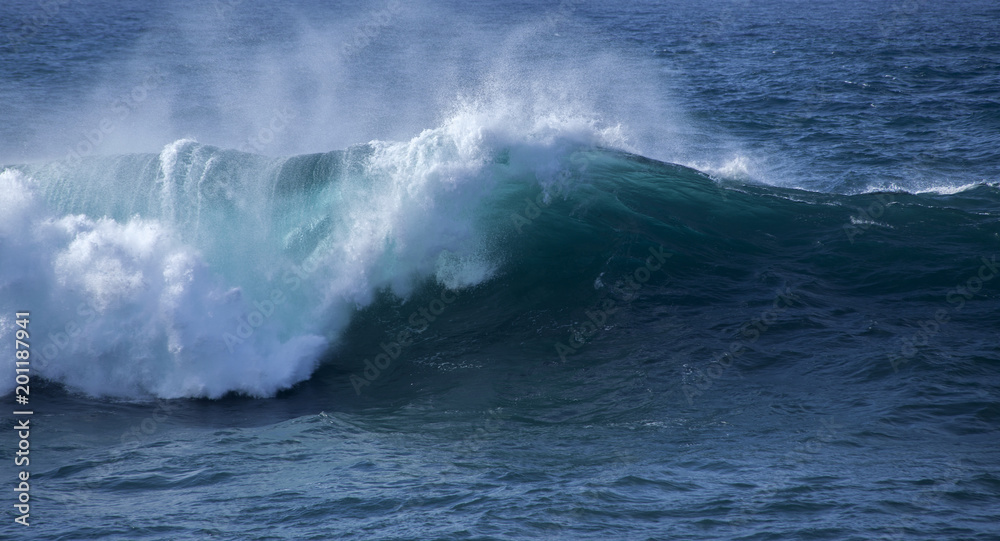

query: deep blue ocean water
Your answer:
[1,1,999,539]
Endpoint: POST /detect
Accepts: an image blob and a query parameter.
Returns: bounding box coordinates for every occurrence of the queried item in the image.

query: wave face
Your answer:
[0,107,624,397]
[2,106,998,399]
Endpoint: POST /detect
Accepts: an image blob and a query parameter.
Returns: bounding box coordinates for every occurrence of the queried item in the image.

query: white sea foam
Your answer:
[0,99,626,399]
[857,180,998,196]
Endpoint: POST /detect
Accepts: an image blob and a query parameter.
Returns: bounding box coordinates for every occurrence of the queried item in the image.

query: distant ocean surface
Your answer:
[2,0,999,539]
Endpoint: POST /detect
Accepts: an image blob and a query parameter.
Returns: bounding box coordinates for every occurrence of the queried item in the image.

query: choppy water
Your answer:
[2,0,999,539]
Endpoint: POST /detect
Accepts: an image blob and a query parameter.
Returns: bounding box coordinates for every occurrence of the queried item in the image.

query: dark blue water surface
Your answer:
[2,1,999,539]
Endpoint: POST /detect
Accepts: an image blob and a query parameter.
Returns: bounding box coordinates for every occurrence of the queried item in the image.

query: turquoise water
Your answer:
[2,0,999,539]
